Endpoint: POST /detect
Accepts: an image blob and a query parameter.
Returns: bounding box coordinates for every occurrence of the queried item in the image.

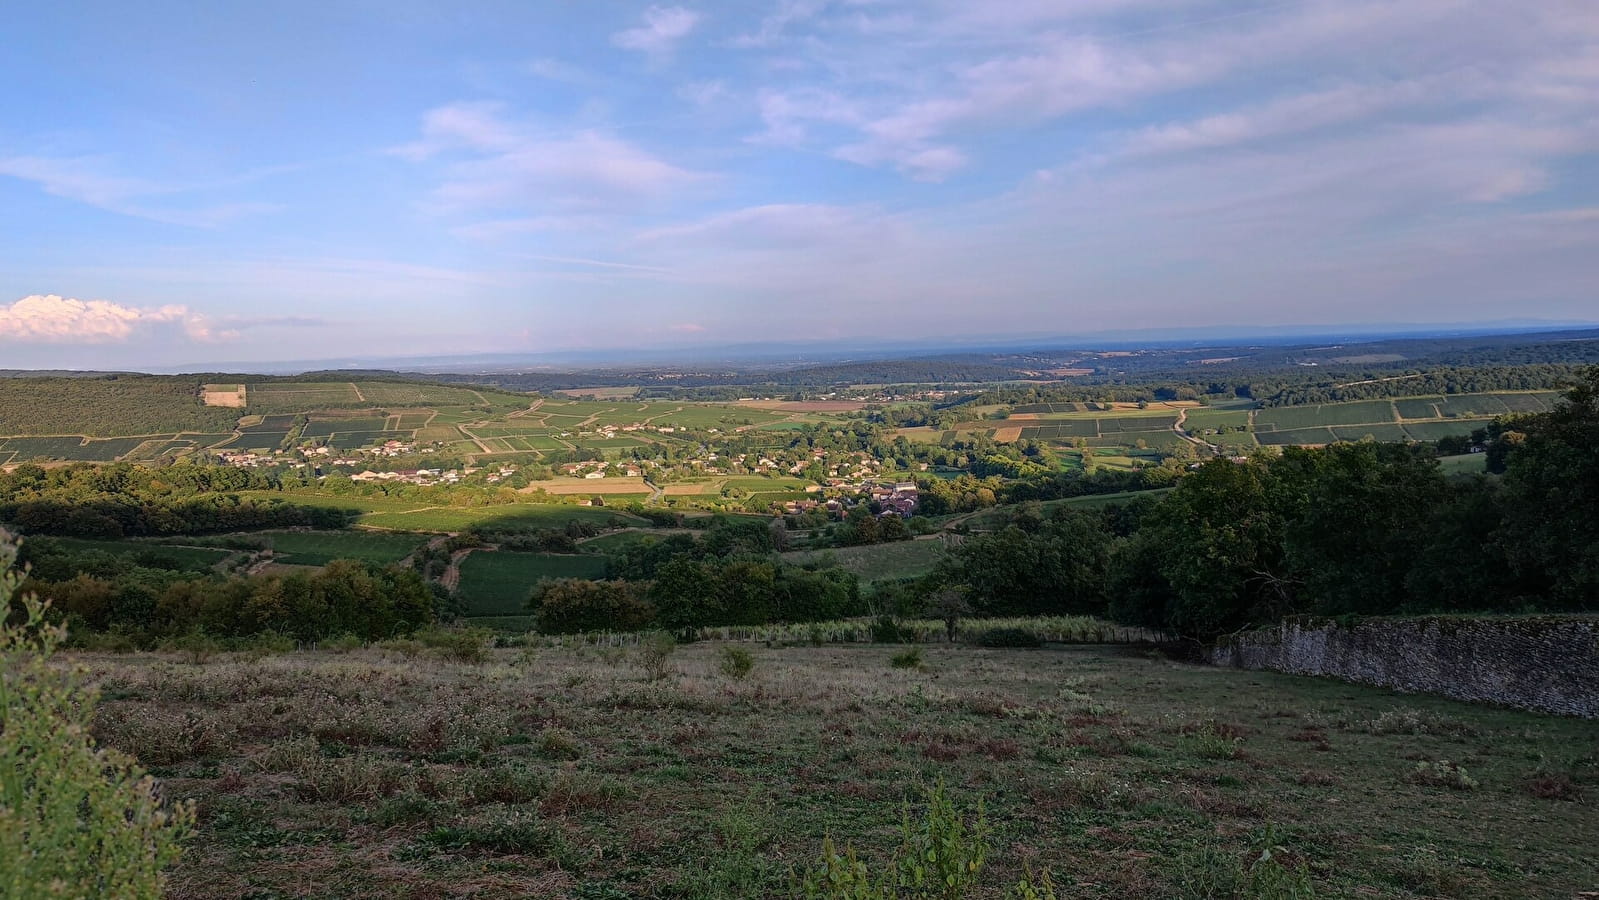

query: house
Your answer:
[584,470,606,479]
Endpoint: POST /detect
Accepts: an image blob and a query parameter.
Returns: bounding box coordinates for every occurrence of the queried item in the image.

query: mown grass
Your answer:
[80,644,1598,899]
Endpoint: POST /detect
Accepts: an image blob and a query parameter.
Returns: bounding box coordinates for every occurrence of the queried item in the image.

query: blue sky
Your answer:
[2,0,1596,368]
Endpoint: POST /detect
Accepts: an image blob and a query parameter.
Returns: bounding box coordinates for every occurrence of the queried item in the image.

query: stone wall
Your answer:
[1211,616,1599,718]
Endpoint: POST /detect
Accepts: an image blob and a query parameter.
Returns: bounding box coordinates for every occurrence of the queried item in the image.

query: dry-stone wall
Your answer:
[1211,616,1599,718]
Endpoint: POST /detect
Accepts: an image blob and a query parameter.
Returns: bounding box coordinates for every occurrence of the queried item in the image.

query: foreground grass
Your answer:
[80,644,1597,898]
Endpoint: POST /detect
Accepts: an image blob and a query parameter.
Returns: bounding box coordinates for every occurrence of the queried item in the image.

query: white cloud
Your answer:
[612,6,701,56]
[678,80,729,107]
[526,57,592,84]
[396,102,707,223]
[0,295,233,344]
[0,155,278,227]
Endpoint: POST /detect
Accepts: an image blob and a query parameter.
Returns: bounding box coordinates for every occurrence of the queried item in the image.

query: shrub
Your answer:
[1525,771,1584,801]
[321,632,365,653]
[717,645,755,679]
[638,632,677,681]
[972,627,1044,648]
[871,615,906,644]
[160,629,223,664]
[412,627,492,664]
[1,533,194,899]
[890,647,925,670]
[240,631,296,657]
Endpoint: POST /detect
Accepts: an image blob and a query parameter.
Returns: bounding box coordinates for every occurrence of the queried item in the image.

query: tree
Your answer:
[924,588,973,643]
[1493,367,1599,607]
[1,531,194,898]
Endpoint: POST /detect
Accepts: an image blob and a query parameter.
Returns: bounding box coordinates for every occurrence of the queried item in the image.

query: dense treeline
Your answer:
[17,556,437,644]
[0,463,352,538]
[1250,364,1580,406]
[961,363,1585,410]
[0,376,240,437]
[530,517,859,634]
[928,369,1599,640]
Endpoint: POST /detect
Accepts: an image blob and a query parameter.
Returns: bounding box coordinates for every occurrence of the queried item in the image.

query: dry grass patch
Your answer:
[67,644,1599,899]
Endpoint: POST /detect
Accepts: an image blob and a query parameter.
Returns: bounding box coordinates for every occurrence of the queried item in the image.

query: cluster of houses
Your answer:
[783,479,920,518]
[557,460,645,479]
[350,468,461,486]
[342,463,516,486]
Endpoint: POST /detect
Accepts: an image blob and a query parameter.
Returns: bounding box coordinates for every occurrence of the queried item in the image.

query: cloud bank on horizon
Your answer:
[1,0,1595,366]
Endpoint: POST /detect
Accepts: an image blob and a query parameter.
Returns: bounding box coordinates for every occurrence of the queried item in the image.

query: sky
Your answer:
[2,0,1597,369]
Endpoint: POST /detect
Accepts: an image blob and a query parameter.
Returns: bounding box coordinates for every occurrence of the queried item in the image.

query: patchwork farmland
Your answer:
[930,391,1563,452]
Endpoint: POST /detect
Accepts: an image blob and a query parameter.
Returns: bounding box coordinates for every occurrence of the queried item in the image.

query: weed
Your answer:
[538,727,583,761]
[422,810,579,865]
[1366,707,1479,738]
[1524,770,1584,801]
[1405,759,1479,790]
[365,792,445,827]
[1181,721,1244,761]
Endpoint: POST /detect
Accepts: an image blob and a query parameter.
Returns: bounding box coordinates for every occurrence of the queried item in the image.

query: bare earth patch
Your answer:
[522,477,652,495]
[201,385,246,408]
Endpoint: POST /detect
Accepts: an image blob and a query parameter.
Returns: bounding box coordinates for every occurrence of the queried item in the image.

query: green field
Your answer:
[1438,453,1489,476]
[0,436,151,462]
[43,537,236,571]
[358,503,641,533]
[302,418,388,437]
[781,538,947,583]
[261,530,429,566]
[961,488,1174,529]
[457,550,611,615]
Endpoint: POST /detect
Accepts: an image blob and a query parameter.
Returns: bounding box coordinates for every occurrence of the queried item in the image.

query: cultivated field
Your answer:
[456,550,611,615]
[780,538,949,583]
[80,643,1599,898]
[260,530,429,567]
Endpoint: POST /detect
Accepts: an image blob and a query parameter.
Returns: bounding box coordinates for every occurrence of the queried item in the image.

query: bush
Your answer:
[160,629,223,664]
[871,615,906,644]
[240,631,296,656]
[890,647,925,670]
[972,627,1044,648]
[412,627,492,664]
[717,645,755,679]
[1,532,194,899]
[321,632,365,653]
[638,632,677,681]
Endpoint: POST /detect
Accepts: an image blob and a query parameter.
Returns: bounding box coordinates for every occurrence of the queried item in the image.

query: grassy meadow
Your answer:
[80,642,1599,899]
